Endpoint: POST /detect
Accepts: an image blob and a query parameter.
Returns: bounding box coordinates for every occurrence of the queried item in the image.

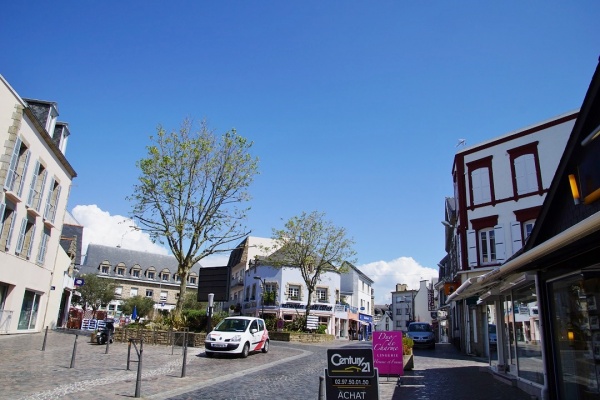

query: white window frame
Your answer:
[130,288,138,297]
[288,285,300,301]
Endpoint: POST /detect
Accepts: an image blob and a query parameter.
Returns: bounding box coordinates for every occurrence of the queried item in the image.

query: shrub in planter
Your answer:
[403,336,414,355]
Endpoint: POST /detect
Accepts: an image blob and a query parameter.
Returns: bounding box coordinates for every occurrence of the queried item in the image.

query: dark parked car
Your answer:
[406,322,435,349]
[489,324,497,347]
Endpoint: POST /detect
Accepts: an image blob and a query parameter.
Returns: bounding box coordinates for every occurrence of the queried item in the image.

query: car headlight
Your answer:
[231,335,242,342]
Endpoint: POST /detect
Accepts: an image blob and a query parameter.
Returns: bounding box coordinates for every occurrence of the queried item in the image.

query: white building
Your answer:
[340,262,374,340]
[440,110,577,356]
[391,284,417,332]
[0,75,77,334]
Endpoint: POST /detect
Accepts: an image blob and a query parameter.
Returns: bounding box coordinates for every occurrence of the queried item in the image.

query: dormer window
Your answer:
[116,267,125,276]
[132,269,140,278]
[161,273,170,282]
[147,271,155,280]
[189,276,197,285]
[101,266,109,274]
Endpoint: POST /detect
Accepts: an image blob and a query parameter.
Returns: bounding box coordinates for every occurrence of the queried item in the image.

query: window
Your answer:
[288,285,300,301]
[132,269,140,278]
[396,320,403,328]
[189,276,197,285]
[160,291,168,301]
[316,288,328,302]
[4,137,31,198]
[508,142,541,197]
[15,216,36,259]
[130,288,138,296]
[396,309,402,315]
[174,274,181,282]
[0,201,17,251]
[145,289,153,298]
[161,273,170,282]
[43,177,61,224]
[36,226,51,264]
[17,290,40,330]
[265,283,277,293]
[479,228,496,264]
[115,287,123,296]
[251,284,256,300]
[117,267,125,276]
[245,286,250,301]
[147,271,155,280]
[523,220,535,242]
[26,160,47,211]
[101,266,109,274]
[467,156,494,207]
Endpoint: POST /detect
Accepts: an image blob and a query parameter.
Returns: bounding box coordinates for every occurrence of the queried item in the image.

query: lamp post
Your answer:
[253,276,266,318]
[207,293,214,333]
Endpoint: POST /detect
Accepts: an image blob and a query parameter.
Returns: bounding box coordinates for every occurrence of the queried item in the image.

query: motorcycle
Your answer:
[96,320,115,345]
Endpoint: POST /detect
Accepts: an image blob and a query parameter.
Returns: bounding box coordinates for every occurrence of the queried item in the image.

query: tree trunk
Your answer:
[304,288,313,331]
[174,269,188,318]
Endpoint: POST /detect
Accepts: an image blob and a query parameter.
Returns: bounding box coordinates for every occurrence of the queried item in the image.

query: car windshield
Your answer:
[409,323,432,332]
[214,318,249,332]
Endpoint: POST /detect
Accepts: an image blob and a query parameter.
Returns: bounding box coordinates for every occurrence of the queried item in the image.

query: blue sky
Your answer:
[2,2,598,303]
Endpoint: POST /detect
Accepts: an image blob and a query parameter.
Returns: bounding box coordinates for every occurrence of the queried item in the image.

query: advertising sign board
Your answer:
[373,331,404,376]
[325,348,379,399]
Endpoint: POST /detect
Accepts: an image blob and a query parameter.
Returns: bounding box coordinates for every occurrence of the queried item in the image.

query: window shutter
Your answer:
[0,203,5,238]
[467,229,477,267]
[26,224,36,258]
[51,186,61,223]
[17,150,31,198]
[4,137,22,190]
[15,218,27,254]
[494,224,505,263]
[27,161,40,207]
[5,214,16,250]
[36,170,47,211]
[37,230,49,264]
[511,221,523,254]
[43,177,55,220]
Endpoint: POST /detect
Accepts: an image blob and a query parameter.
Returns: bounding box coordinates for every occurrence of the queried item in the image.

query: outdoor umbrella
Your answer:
[132,306,138,321]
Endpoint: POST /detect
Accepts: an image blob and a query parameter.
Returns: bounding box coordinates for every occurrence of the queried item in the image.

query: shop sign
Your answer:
[325,348,379,400]
[372,331,404,376]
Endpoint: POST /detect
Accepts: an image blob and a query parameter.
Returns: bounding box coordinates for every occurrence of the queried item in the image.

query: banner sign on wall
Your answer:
[373,331,404,376]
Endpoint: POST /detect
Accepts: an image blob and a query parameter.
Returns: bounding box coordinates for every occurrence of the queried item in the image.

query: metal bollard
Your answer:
[70,335,78,368]
[135,339,143,398]
[181,331,188,377]
[318,376,324,399]
[127,340,132,370]
[105,332,110,354]
[42,326,49,351]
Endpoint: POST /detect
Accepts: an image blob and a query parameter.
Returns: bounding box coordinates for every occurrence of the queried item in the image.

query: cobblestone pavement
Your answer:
[0,331,532,400]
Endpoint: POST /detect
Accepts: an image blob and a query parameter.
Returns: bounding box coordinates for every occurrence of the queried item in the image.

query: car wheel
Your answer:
[262,339,269,353]
[205,351,214,358]
[241,342,250,358]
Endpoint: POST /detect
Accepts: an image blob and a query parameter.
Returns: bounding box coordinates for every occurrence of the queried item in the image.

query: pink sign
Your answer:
[373,331,404,376]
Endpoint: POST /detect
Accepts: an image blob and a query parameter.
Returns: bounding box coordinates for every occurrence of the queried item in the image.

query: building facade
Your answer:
[440,111,577,355]
[78,244,200,318]
[0,76,77,334]
[448,59,600,400]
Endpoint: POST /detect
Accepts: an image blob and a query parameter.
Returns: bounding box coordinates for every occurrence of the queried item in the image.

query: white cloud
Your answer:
[357,257,438,305]
[71,205,170,258]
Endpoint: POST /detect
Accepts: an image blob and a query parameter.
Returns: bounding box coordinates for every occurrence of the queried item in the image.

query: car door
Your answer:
[249,319,262,350]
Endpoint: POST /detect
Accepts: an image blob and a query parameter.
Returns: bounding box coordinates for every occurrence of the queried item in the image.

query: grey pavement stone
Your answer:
[0,331,531,400]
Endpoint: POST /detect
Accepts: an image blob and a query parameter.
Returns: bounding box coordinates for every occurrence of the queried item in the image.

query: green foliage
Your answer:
[262,290,276,305]
[266,211,356,324]
[181,291,204,311]
[72,274,115,316]
[121,296,155,318]
[403,336,414,355]
[128,118,259,317]
[316,324,327,334]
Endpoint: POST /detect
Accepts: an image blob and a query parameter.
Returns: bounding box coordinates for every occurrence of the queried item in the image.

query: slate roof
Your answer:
[79,244,203,283]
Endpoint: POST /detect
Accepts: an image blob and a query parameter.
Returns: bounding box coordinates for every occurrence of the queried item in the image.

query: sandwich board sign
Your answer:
[325,348,379,399]
[373,331,404,376]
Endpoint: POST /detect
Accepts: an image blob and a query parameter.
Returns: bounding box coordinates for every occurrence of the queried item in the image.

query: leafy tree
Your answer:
[265,211,356,327]
[121,296,155,318]
[73,274,115,318]
[181,291,204,311]
[129,119,259,317]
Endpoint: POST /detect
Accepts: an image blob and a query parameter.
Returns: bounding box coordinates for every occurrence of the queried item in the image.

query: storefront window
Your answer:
[512,282,543,385]
[502,295,517,373]
[488,304,498,369]
[549,272,600,398]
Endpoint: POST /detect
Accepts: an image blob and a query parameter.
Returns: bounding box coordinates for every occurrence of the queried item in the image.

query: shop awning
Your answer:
[447,209,600,303]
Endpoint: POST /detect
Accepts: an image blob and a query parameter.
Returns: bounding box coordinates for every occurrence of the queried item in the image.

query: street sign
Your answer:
[74,278,84,286]
[306,314,318,330]
[325,348,379,399]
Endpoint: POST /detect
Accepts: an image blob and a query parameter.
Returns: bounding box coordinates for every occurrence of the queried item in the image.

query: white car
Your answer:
[205,316,270,358]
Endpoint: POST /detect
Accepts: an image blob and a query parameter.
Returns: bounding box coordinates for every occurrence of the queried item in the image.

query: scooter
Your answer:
[96,320,115,345]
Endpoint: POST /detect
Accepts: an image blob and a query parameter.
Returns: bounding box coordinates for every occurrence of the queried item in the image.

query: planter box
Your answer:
[403,354,414,371]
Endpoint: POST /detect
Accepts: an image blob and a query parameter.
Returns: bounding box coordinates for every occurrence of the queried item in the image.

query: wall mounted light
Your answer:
[568,174,580,205]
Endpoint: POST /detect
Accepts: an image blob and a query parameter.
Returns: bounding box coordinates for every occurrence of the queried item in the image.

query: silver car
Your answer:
[406,322,435,349]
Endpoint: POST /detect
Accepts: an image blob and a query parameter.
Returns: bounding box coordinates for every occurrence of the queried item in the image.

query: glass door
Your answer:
[18,290,40,330]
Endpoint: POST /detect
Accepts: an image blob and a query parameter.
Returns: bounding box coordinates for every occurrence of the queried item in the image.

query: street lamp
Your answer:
[253,276,266,318]
[207,293,214,333]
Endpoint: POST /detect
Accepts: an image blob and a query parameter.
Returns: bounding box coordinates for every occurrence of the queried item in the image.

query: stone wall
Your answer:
[112,327,206,347]
[270,331,335,343]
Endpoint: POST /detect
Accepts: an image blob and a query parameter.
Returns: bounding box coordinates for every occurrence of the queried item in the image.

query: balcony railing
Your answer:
[230,277,244,287]
[0,310,13,333]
